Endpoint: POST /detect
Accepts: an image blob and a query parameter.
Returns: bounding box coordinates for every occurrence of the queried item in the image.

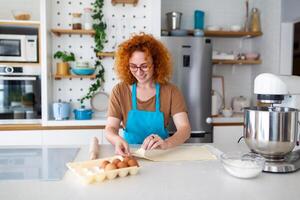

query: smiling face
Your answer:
[129,51,154,84]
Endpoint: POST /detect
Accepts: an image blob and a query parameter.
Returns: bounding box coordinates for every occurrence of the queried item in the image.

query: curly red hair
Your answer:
[115,33,172,85]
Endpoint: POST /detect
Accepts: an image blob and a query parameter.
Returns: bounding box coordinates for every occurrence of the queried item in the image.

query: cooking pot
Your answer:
[243,106,299,159]
[73,107,93,120]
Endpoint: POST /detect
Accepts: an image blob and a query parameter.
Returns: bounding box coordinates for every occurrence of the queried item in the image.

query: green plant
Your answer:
[80,0,107,104]
[54,51,75,62]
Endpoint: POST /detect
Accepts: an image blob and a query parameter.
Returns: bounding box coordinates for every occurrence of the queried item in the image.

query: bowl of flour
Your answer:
[220,152,265,179]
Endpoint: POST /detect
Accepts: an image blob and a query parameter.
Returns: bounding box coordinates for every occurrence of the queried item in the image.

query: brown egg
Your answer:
[112,158,121,165]
[122,156,132,164]
[100,160,110,169]
[128,159,139,167]
[117,161,129,169]
[105,163,117,171]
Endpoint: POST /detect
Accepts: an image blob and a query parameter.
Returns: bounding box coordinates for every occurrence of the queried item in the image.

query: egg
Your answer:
[100,160,110,169]
[128,159,139,167]
[105,163,117,171]
[117,161,129,169]
[123,156,132,164]
[112,158,121,165]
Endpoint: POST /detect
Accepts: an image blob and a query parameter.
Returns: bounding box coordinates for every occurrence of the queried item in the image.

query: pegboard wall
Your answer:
[51,0,156,117]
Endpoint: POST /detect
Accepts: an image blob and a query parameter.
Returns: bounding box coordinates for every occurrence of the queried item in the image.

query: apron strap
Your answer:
[132,83,137,110]
[155,83,160,112]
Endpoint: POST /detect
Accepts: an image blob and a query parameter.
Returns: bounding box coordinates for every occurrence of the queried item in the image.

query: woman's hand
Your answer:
[115,136,130,156]
[142,134,169,150]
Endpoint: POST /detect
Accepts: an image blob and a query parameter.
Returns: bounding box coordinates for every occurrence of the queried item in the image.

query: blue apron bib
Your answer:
[123,83,169,144]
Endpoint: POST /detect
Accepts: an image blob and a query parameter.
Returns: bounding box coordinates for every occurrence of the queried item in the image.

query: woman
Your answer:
[105,33,191,156]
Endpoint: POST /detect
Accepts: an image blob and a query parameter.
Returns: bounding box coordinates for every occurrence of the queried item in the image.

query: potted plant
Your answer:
[79,0,106,105]
[54,51,75,76]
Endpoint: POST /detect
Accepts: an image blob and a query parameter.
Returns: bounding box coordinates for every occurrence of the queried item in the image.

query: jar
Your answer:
[250,8,261,32]
[83,7,93,30]
[72,13,82,30]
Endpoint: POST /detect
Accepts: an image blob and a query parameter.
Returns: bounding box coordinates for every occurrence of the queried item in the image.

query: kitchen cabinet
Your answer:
[213,126,243,146]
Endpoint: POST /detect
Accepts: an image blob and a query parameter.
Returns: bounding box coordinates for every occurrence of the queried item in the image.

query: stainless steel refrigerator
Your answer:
[161,36,213,142]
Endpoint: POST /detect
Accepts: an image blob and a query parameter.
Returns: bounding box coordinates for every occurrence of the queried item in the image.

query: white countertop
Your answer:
[0,143,300,200]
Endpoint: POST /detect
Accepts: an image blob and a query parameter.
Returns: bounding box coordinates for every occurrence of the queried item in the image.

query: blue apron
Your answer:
[123,83,169,144]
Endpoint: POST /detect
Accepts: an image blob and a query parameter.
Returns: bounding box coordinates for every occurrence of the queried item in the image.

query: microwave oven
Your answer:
[0,34,38,62]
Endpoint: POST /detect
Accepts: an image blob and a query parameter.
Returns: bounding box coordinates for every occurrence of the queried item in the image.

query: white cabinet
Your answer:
[0,131,42,145]
[42,129,103,145]
[213,126,243,146]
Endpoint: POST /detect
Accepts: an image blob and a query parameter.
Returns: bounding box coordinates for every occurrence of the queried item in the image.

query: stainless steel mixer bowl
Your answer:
[243,106,299,159]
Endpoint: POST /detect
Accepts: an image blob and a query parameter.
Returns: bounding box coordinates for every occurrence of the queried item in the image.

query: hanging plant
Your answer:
[80,0,107,104]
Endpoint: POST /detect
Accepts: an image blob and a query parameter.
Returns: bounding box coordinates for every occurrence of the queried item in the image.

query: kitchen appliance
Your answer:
[161,36,213,143]
[244,73,300,173]
[0,147,79,181]
[166,11,182,30]
[232,96,250,113]
[0,66,41,121]
[0,34,38,62]
[52,102,70,120]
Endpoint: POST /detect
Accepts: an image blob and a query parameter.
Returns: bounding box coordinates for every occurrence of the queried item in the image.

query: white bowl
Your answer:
[222,108,233,117]
[206,25,221,31]
[230,25,242,32]
[220,152,265,179]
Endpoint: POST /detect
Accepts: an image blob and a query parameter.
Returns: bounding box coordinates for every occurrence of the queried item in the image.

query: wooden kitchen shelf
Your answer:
[54,74,96,80]
[212,59,262,65]
[111,0,138,6]
[96,52,115,57]
[204,30,263,38]
[51,29,95,36]
[0,20,40,27]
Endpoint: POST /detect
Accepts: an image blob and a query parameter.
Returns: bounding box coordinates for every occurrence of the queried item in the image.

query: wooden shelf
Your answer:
[111,0,138,6]
[54,74,96,80]
[212,59,262,65]
[51,29,95,36]
[0,20,40,27]
[204,30,262,38]
[96,52,115,57]
[0,62,40,67]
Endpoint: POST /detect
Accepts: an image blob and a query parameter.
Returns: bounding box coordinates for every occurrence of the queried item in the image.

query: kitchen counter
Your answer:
[0,143,300,200]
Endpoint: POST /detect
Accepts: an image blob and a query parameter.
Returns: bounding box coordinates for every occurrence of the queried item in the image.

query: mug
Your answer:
[194,10,205,29]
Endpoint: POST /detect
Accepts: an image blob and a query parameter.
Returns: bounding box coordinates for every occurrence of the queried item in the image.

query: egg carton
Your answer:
[66,155,140,184]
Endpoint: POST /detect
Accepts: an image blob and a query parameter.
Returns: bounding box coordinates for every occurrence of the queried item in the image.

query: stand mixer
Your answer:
[244,73,300,173]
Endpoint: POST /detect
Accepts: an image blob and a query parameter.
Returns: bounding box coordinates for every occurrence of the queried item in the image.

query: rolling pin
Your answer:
[89,137,100,160]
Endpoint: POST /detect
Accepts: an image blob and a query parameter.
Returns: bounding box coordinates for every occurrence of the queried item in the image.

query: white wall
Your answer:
[281,0,300,22]
[0,0,40,20]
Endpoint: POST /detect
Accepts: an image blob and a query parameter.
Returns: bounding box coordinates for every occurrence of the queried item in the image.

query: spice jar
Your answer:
[250,8,261,32]
[83,8,93,30]
[72,13,82,30]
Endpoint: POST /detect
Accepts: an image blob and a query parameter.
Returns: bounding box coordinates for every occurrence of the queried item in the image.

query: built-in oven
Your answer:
[0,66,41,120]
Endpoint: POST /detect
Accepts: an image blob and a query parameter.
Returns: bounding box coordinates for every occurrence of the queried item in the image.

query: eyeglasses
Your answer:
[129,63,151,72]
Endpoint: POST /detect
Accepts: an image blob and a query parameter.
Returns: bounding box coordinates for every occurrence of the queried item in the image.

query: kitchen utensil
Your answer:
[67,155,140,184]
[90,92,109,112]
[53,102,70,120]
[89,137,100,160]
[245,52,260,60]
[232,96,250,113]
[222,107,233,117]
[250,8,261,32]
[73,106,93,120]
[166,11,182,30]
[170,29,188,36]
[194,10,205,29]
[244,106,299,159]
[230,25,242,32]
[206,25,221,31]
[11,10,31,20]
[220,152,265,179]
[71,67,95,75]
